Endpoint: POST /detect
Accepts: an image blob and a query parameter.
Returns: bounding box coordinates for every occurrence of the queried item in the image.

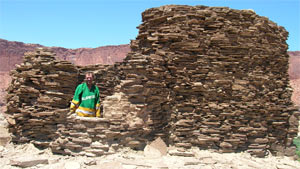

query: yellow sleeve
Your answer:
[95,86,101,117]
[95,103,101,117]
[70,84,82,113]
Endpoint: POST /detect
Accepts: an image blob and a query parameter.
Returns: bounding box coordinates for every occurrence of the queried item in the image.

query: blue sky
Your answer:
[0,0,299,51]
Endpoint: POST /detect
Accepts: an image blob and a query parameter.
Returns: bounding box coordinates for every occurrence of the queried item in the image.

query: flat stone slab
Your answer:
[118,158,168,168]
[144,137,167,158]
[73,115,110,123]
[10,156,49,168]
[89,161,123,169]
[64,161,81,169]
[0,127,11,146]
[168,149,195,157]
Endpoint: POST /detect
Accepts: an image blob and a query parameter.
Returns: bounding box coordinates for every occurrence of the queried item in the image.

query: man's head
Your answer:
[85,72,94,86]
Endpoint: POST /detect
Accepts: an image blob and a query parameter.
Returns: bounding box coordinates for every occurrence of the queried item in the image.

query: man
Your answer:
[70,72,101,117]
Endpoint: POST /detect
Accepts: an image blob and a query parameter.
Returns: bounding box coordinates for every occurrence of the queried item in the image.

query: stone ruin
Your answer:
[5,5,300,157]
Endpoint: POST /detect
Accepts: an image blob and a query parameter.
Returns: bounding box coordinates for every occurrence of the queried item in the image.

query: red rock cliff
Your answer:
[0,38,130,70]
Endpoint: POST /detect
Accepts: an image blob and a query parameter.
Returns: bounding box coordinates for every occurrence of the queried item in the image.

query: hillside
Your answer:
[0,38,130,71]
[289,51,300,106]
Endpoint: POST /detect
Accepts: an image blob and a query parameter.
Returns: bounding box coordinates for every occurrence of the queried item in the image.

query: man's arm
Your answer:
[70,84,82,113]
[95,87,101,117]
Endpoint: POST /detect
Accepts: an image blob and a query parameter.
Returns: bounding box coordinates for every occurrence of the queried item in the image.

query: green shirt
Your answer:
[70,83,100,117]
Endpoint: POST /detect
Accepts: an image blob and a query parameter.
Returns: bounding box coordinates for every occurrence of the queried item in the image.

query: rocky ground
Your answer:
[0,141,300,169]
[0,114,299,169]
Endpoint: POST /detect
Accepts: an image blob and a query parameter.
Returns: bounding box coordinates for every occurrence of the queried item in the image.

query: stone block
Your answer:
[10,157,49,168]
[144,137,167,158]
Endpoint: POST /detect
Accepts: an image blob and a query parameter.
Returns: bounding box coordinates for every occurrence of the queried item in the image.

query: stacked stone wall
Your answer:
[5,49,127,147]
[50,116,111,156]
[5,48,78,147]
[51,92,150,156]
[5,5,299,157]
[103,5,299,156]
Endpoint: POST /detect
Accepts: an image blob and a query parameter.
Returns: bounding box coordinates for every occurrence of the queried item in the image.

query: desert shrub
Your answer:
[293,137,300,160]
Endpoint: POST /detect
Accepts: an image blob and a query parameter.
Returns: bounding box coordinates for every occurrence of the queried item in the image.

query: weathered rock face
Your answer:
[70,45,130,66]
[5,5,299,157]
[289,51,300,80]
[0,72,10,107]
[289,51,300,106]
[0,39,43,72]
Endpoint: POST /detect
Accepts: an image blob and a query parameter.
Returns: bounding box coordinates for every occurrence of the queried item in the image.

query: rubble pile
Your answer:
[5,48,78,147]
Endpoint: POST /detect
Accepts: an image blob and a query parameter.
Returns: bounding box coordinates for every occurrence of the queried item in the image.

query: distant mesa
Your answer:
[0,38,130,72]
